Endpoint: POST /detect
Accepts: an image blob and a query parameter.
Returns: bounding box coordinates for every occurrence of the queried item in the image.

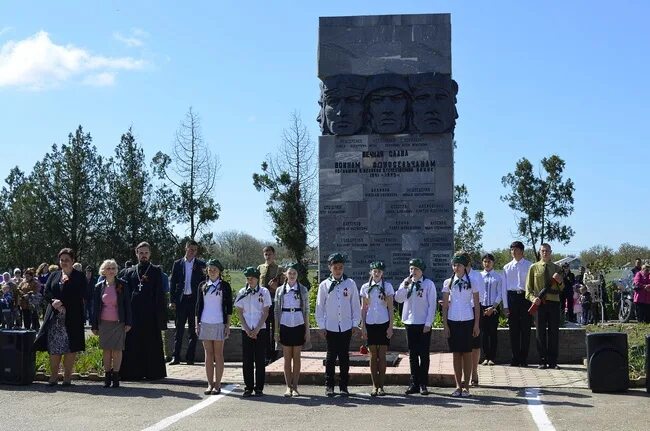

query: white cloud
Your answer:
[113,28,149,48]
[82,72,115,87]
[0,31,145,90]
[0,27,13,37]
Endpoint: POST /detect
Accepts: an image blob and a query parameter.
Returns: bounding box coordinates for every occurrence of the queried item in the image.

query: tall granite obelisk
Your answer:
[318,14,457,286]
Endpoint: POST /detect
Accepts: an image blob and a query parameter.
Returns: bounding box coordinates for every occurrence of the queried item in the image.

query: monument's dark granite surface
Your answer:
[318,14,456,287]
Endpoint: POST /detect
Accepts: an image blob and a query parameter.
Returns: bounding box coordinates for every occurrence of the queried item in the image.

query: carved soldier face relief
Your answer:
[320,75,366,135]
[409,73,458,134]
[367,88,409,134]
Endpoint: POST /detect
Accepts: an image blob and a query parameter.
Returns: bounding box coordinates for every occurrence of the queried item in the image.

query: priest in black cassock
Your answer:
[120,241,168,381]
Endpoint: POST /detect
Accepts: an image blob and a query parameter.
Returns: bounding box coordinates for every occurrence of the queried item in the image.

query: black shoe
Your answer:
[520,362,528,367]
[186,360,194,365]
[420,386,429,395]
[404,385,419,395]
[242,389,253,397]
[254,390,264,397]
[168,357,180,365]
[339,387,349,397]
[112,371,120,388]
[538,364,548,369]
[326,386,335,397]
[104,370,113,388]
[509,361,520,367]
[549,364,560,370]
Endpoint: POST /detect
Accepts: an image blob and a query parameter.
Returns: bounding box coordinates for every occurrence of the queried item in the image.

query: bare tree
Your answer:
[153,107,220,239]
[253,112,316,284]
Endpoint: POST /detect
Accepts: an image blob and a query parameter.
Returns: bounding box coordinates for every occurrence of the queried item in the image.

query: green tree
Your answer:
[153,107,220,240]
[0,168,42,268]
[29,126,108,265]
[614,243,650,268]
[454,184,486,266]
[501,155,575,261]
[105,127,179,268]
[252,112,315,286]
[580,244,615,274]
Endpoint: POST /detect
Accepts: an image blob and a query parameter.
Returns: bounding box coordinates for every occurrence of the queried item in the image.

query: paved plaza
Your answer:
[1,369,646,431]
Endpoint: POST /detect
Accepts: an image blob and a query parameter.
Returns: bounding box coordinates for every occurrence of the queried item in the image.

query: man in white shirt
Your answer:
[235,267,272,397]
[479,253,503,365]
[169,240,206,365]
[316,253,361,397]
[394,258,437,395]
[502,241,532,367]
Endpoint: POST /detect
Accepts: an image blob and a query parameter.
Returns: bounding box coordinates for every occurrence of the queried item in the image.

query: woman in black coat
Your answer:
[35,248,86,386]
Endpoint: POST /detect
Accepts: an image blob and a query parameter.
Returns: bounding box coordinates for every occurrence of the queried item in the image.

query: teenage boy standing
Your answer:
[316,253,361,397]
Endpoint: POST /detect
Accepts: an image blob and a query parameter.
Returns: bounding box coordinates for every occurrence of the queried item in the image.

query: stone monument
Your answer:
[318,14,457,285]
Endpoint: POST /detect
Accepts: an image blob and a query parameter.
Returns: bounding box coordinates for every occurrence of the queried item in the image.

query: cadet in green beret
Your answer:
[360,261,394,397]
[394,258,437,395]
[442,252,480,397]
[235,266,271,397]
[273,262,311,397]
[316,252,361,397]
[195,259,232,395]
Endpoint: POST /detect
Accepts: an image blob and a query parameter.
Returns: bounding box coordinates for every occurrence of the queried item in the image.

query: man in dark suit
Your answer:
[169,239,206,365]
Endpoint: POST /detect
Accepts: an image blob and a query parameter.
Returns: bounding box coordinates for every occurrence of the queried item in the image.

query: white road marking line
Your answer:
[524,388,556,431]
[141,384,238,431]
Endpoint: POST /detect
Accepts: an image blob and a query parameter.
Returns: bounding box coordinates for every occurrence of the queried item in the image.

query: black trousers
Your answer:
[265,303,277,362]
[480,306,499,361]
[173,294,197,361]
[242,329,267,391]
[507,291,532,364]
[405,324,431,387]
[325,329,352,388]
[21,309,39,330]
[636,302,650,323]
[535,301,560,366]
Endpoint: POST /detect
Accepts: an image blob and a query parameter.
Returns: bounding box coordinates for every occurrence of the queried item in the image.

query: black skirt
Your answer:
[447,319,474,353]
[366,322,390,346]
[280,324,305,347]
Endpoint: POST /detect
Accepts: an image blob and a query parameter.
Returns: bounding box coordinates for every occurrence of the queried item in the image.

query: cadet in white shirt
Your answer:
[394,258,437,395]
[479,253,503,366]
[502,241,533,367]
[442,253,480,397]
[360,261,394,397]
[273,263,311,398]
[235,267,272,397]
[316,253,361,397]
[195,259,232,395]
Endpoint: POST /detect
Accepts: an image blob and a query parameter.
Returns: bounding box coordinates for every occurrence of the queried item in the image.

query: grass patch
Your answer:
[35,334,105,375]
[585,323,648,380]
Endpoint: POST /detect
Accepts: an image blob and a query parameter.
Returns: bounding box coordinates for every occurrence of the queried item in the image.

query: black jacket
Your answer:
[170,258,206,305]
[195,279,233,325]
[91,278,133,330]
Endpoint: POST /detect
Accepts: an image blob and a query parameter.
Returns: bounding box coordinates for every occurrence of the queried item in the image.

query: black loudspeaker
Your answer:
[646,334,649,393]
[0,329,36,385]
[586,332,628,392]
[645,334,650,393]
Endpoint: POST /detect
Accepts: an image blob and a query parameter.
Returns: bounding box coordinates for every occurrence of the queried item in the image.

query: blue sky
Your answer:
[1,1,648,255]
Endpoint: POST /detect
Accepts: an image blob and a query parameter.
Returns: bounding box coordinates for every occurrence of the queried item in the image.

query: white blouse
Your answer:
[201,281,224,324]
[280,284,305,327]
[443,274,479,322]
[360,280,394,325]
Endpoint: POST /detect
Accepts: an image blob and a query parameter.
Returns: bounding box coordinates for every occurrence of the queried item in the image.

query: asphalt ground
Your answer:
[1,381,647,431]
